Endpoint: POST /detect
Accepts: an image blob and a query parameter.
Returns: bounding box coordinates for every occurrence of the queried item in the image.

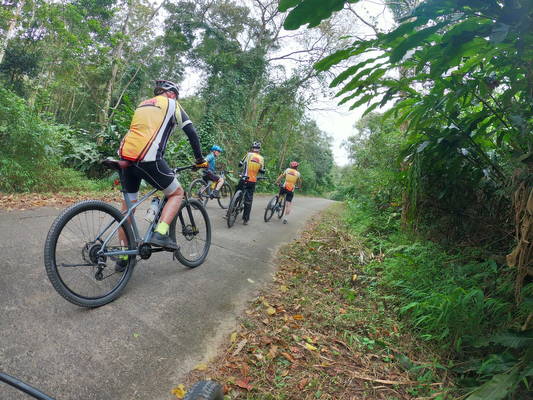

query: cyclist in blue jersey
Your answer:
[205,145,225,198]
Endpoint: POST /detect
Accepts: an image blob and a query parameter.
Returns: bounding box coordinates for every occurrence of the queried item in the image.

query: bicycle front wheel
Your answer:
[171,199,211,268]
[264,196,277,222]
[188,179,209,206]
[217,182,232,209]
[226,190,243,228]
[44,200,136,307]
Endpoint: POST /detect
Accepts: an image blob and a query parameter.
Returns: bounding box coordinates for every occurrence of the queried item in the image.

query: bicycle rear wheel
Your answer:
[277,196,286,219]
[44,200,136,307]
[188,179,209,206]
[226,190,243,228]
[264,196,277,222]
[171,198,211,268]
[217,182,232,209]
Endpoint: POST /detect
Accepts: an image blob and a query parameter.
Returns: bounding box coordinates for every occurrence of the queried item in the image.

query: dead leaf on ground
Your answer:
[281,352,295,363]
[232,339,247,356]
[235,377,253,391]
[298,378,309,390]
[171,384,187,399]
[304,343,318,351]
[194,363,207,371]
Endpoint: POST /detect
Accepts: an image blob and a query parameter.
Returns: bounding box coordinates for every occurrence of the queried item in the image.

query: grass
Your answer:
[182,204,448,399]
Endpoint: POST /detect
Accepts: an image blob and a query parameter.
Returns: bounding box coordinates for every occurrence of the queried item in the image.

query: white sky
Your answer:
[307,2,394,166]
[181,0,394,167]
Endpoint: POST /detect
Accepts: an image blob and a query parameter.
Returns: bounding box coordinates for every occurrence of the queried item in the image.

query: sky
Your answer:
[305,2,394,166]
[181,0,394,167]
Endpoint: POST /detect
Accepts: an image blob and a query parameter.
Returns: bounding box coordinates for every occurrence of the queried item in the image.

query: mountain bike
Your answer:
[187,170,232,209]
[264,187,286,222]
[226,175,265,228]
[0,372,223,400]
[43,159,211,308]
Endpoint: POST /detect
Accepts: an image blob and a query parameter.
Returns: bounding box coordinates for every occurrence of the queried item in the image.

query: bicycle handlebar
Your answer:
[174,164,207,173]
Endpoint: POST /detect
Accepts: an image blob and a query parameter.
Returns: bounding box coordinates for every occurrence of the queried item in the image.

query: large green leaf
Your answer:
[390,21,448,63]
[465,371,520,400]
[278,0,301,12]
[347,93,373,110]
[329,55,387,87]
[314,40,376,71]
[336,64,387,96]
[283,0,356,30]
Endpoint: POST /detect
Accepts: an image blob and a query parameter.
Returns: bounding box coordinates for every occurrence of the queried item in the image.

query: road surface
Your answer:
[0,195,333,400]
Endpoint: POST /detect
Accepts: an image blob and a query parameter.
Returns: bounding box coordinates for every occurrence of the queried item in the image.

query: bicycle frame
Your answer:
[97,187,159,258]
[96,166,197,259]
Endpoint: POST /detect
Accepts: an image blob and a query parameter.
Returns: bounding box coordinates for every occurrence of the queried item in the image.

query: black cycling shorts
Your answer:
[279,186,294,202]
[204,170,220,182]
[123,159,180,196]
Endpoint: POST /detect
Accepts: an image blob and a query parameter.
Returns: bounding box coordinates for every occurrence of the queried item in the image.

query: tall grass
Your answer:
[343,199,532,398]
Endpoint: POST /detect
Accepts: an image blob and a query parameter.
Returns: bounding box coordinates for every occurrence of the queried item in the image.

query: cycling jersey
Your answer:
[119,95,192,162]
[281,168,300,191]
[240,152,264,183]
[206,152,216,172]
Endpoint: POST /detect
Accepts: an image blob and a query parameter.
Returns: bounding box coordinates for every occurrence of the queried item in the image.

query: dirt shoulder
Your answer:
[0,191,123,211]
[180,204,446,399]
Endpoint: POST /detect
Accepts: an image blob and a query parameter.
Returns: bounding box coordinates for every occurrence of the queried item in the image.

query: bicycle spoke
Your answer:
[172,199,211,267]
[52,207,128,301]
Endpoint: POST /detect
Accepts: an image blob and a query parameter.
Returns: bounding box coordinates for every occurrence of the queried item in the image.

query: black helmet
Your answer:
[251,141,261,150]
[154,79,179,97]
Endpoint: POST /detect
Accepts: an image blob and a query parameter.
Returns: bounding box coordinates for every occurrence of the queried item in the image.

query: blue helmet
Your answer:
[211,145,223,152]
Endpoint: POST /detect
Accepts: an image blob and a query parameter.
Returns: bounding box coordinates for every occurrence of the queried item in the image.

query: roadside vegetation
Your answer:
[184,205,448,399]
[0,0,336,195]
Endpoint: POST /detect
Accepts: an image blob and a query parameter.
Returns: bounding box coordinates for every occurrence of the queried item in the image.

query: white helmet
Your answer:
[154,79,179,97]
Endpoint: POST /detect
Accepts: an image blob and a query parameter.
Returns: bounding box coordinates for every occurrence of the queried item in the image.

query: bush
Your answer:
[0,87,101,192]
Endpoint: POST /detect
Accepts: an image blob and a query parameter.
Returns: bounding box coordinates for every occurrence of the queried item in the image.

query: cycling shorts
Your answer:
[123,159,180,196]
[204,170,220,183]
[278,186,294,202]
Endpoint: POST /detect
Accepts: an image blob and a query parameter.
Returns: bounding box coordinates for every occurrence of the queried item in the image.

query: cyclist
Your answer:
[205,145,224,198]
[238,141,265,225]
[116,79,207,271]
[275,161,302,224]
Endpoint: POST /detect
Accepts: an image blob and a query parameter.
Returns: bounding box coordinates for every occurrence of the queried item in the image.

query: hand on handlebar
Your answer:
[193,158,208,170]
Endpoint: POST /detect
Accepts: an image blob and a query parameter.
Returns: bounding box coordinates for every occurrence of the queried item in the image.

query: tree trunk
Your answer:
[99,0,133,127]
[506,167,533,304]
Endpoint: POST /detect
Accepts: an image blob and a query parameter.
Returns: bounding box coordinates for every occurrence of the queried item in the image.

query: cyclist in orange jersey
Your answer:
[238,141,265,225]
[275,161,302,224]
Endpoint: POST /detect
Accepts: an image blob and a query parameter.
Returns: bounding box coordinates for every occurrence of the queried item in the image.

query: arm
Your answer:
[297,176,303,189]
[275,173,284,185]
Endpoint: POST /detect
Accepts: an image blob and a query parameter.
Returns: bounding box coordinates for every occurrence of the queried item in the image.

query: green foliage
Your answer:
[279,0,355,30]
[287,0,532,233]
[344,196,533,398]
[0,87,100,192]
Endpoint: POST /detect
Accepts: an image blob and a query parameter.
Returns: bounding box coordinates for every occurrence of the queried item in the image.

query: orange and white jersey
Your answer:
[119,95,191,162]
[240,152,264,183]
[282,168,300,192]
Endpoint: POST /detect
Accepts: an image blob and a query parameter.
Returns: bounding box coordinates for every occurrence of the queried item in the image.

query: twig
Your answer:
[350,372,417,385]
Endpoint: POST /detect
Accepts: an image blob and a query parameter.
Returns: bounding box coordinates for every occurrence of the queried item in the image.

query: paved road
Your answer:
[0,195,333,400]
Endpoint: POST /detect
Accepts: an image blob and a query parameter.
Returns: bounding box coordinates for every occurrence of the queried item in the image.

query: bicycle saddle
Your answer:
[102,158,132,171]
